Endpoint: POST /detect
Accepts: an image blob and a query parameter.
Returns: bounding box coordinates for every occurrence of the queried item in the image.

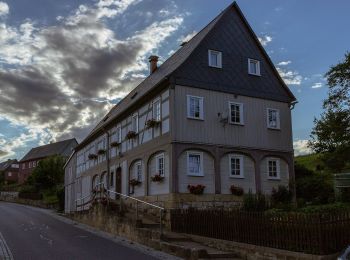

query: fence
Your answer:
[171,208,350,255]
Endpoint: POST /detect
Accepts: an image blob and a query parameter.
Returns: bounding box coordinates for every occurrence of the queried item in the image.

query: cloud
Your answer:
[179,30,197,43]
[0,1,9,16]
[293,139,312,156]
[0,0,184,150]
[276,67,302,85]
[277,61,291,66]
[258,35,272,46]
[311,82,323,89]
[0,150,9,158]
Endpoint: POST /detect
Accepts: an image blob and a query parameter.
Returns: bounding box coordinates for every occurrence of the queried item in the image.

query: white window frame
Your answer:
[187,95,204,120]
[132,113,139,133]
[228,102,244,125]
[152,98,161,121]
[248,58,261,76]
[155,153,165,177]
[267,158,281,180]
[267,108,280,129]
[186,151,204,177]
[117,125,122,142]
[208,49,222,68]
[229,155,244,178]
[135,161,142,182]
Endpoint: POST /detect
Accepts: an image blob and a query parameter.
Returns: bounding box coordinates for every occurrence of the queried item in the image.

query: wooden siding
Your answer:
[178,150,215,194]
[260,157,289,194]
[174,85,293,152]
[220,153,256,194]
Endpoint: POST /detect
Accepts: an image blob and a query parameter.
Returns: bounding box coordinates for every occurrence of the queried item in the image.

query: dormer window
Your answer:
[208,50,222,68]
[248,58,260,76]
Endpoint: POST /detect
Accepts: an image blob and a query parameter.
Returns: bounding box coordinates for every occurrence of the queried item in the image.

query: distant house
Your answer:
[0,159,19,184]
[64,2,297,213]
[19,138,78,184]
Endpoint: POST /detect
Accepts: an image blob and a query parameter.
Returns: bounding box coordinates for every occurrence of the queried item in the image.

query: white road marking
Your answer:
[0,232,14,260]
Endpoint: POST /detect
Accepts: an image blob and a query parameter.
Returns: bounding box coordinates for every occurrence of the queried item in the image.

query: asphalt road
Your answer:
[0,202,169,260]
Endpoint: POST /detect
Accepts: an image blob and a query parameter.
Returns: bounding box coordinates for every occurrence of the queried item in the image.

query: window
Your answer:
[153,99,161,121]
[267,159,280,179]
[229,155,244,178]
[135,162,142,182]
[132,113,138,133]
[8,172,12,177]
[187,152,203,176]
[29,162,32,168]
[156,154,165,177]
[33,161,36,167]
[229,102,244,125]
[267,108,280,129]
[187,95,204,120]
[22,163,25,169]
[208,50,222,68]
[248,58,260,76]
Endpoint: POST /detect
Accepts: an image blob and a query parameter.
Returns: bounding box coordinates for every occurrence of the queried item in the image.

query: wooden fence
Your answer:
[170,208,350,255]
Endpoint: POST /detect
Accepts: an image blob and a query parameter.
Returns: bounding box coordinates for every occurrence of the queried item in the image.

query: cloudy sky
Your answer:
[0,0,349,161]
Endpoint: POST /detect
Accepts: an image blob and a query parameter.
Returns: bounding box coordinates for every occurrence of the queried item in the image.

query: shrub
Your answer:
[338,187,350,203]
[230,185,244,196]
[56,186,65,212]
[271,185,293,207]
[243,191,269,211]
[187,184,205,195]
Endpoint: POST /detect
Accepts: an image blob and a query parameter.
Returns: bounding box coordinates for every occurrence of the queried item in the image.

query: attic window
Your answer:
[248,58,261,76]
[208,50,222,68]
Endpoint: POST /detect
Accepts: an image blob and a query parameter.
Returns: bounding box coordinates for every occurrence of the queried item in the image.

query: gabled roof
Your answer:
[77,2,296,149]
[0,159,18,171]
[20,138,78,162]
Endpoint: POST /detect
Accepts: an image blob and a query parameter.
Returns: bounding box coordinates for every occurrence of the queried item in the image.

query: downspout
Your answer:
[103,127,110,190]
[289,100,298,203]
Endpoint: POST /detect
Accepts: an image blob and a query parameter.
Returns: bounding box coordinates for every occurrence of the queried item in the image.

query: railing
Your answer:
[106,189,165,236]
[75,182,105,210]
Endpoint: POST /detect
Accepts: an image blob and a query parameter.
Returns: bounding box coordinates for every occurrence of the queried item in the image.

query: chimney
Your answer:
[149,55,159,74]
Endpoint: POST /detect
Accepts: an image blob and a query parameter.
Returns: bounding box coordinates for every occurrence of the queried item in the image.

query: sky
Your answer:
[0,0,349,161]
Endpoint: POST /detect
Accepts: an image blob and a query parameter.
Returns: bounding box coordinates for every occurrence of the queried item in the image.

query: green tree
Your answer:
[309,53,350,172]
[27,155,66,191]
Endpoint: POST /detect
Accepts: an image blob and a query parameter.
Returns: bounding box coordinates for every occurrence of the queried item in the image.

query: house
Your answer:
[0,159,19,184]
[19,138,78,184]
[64,2,297,213]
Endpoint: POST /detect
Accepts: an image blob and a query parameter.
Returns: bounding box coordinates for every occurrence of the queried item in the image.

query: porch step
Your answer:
[162,231,193,242]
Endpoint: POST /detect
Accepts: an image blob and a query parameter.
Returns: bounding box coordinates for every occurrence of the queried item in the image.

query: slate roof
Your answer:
[76,2,296,149]
[20,138,78,162]
[0,159,18,171]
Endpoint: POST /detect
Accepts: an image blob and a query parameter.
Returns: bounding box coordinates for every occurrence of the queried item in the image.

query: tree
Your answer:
[309,53,350,172]
[27,155,66,191]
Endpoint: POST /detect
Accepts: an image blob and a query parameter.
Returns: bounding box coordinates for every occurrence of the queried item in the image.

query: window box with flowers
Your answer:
[187,184,205,195]
[150,174,164,182]
[110,141,121,147]
[88,154,98,160]
[146,118,161,129]
[126,131,137,140]
[230,185,244,196]
[97,149,106,155]
[129,178,141,187]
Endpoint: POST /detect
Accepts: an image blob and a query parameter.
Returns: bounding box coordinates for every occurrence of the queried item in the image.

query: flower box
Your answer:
[187,184,205,195]
[97,149,106,155]
[126,131,137,140]
[151,174,164,182]
[88,154,98,160]
[110,141,121,147]
[129,178,141,186]
[146,119,161,128]
[230,185,244,196]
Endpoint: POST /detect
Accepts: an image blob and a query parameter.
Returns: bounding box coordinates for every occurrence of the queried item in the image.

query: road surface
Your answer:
[0,202,172,260]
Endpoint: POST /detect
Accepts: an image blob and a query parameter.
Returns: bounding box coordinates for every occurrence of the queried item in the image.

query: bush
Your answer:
[243,191,269,211]
[296,202,350,214]
[230,185,244,196]
[338,187,350,203]
[56,186,65,212]
[271,185,293,208]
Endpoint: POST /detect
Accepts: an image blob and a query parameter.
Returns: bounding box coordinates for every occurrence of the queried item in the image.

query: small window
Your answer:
[135,161,142,182]
[229,155,244,178]
[267,108,280,129]
[248,58,260,76]
[33,161,36,167]
[187,152,203,176]
[267,158,280,179]
[208,50,222,68]
[117,126,122,142]
[187,95,204,120]
[153,99,161,121]
[8,172,12,177]
[229,102,244,125]
[156,154,165,177]
[132,113,138,133]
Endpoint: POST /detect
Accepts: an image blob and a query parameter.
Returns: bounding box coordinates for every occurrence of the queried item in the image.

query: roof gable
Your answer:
[172,3,296,102]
